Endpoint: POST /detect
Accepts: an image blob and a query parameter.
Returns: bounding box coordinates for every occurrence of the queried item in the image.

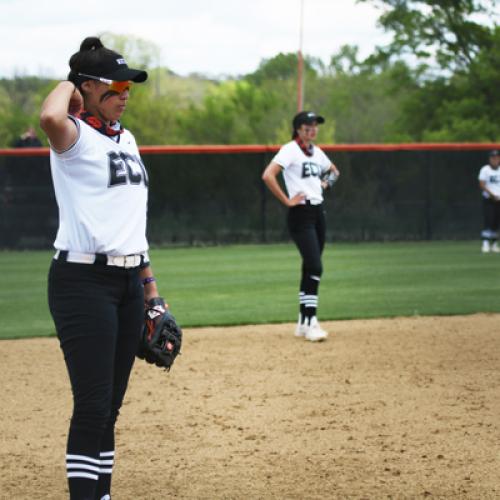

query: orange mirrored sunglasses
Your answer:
[78,73,132,93]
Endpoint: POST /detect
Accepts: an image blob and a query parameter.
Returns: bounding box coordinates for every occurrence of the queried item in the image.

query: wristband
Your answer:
[142,276,156,286]
[326,171,338,188]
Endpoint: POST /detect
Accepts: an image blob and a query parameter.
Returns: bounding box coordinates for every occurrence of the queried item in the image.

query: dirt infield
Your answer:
[1,314,499,499]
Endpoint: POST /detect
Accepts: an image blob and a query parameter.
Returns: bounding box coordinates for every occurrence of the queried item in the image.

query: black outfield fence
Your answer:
[0,143,498,249]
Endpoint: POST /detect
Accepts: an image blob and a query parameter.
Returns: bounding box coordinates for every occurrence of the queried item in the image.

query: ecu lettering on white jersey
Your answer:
[273,141,332,204]
[50,117,149,255]
[478,164,500,199]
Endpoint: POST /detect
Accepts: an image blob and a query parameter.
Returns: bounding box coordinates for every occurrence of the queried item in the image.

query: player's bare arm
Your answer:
[262,161,305,207]
[40,81,81,152]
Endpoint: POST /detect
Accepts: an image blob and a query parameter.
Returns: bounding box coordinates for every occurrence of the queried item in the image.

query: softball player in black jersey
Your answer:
[262,111,340,341]
[41,37,165,500]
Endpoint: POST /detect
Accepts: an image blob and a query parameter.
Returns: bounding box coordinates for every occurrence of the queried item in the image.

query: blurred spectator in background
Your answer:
[12,126,42,148]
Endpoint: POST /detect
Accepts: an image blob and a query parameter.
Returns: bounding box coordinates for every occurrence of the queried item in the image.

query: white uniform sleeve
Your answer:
[51,116,87,161]
[272,143,294,170]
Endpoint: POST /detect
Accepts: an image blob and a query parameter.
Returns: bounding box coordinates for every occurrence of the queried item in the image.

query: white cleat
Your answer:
[295,314,307,337]
[482,241,491,253]
[492,242,500,253]
[304,317,328,342]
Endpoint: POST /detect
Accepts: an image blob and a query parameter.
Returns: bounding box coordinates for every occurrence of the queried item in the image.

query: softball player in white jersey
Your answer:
[262,111,340,341]
[41,36,165,500]
[479,149,500,253]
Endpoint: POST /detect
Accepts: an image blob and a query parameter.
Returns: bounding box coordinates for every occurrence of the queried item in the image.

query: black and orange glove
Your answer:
[137,297,182,371]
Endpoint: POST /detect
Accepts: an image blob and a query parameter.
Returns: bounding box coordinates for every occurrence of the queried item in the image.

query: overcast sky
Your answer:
[0,0,391,78]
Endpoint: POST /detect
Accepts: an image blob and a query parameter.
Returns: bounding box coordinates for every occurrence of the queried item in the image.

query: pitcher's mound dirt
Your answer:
[1,314,499,499]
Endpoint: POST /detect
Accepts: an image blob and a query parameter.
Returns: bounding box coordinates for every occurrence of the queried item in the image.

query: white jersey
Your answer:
[478,164,500,199]
[273,141,332,205]
[50,117,149,256]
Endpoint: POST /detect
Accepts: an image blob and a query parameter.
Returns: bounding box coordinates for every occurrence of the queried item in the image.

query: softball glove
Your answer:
[137,297,182,371]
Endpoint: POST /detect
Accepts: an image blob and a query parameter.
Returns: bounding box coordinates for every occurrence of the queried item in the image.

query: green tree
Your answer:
[99,32,161,70]
[0,77,51,146]
[246,52,322,85]
[397,26,500,141]
[361,0,500,141]
[361,0,496,71]
[178,80,292,144]
[300,45,414,143]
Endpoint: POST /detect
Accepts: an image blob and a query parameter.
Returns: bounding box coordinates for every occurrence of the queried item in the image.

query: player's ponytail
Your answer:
[79,37,104,52]
[68,36,116,89]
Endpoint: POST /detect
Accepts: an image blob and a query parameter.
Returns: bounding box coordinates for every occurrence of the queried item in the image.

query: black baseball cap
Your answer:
[293,111,325,130]
[77,50,147,83]
[489,149,500,157]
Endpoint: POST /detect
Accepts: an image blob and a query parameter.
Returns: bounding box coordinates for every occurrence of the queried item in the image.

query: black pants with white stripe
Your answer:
[288,203,326,322]
[48,259,143,500]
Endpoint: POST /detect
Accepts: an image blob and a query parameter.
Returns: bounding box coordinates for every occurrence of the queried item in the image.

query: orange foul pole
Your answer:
[297,0,305,112]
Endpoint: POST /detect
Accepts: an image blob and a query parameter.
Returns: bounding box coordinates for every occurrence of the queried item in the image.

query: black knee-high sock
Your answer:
[94,423,115,500]
[66,429,101,499]
[302,272,320,324]
[299,291,306,323]
[94,450,114,500]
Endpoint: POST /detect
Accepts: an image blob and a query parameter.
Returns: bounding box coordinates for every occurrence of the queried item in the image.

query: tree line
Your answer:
[1,0,498,148]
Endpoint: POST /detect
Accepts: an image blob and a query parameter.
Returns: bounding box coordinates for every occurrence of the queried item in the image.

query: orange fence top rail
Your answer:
[0,143,499,157]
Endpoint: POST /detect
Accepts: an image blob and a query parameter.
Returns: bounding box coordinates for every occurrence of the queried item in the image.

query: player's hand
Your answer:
[68,87,83,116]
[288,192,306,207]
[322,170,339,191]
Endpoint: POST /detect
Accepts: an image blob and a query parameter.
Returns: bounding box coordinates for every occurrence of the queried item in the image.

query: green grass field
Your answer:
[1,241,499,340]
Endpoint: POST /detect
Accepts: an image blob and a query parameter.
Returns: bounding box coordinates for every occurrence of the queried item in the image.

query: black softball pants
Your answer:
[48,259,144,500]
[288,203,326,320]
[482,198,500,240]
